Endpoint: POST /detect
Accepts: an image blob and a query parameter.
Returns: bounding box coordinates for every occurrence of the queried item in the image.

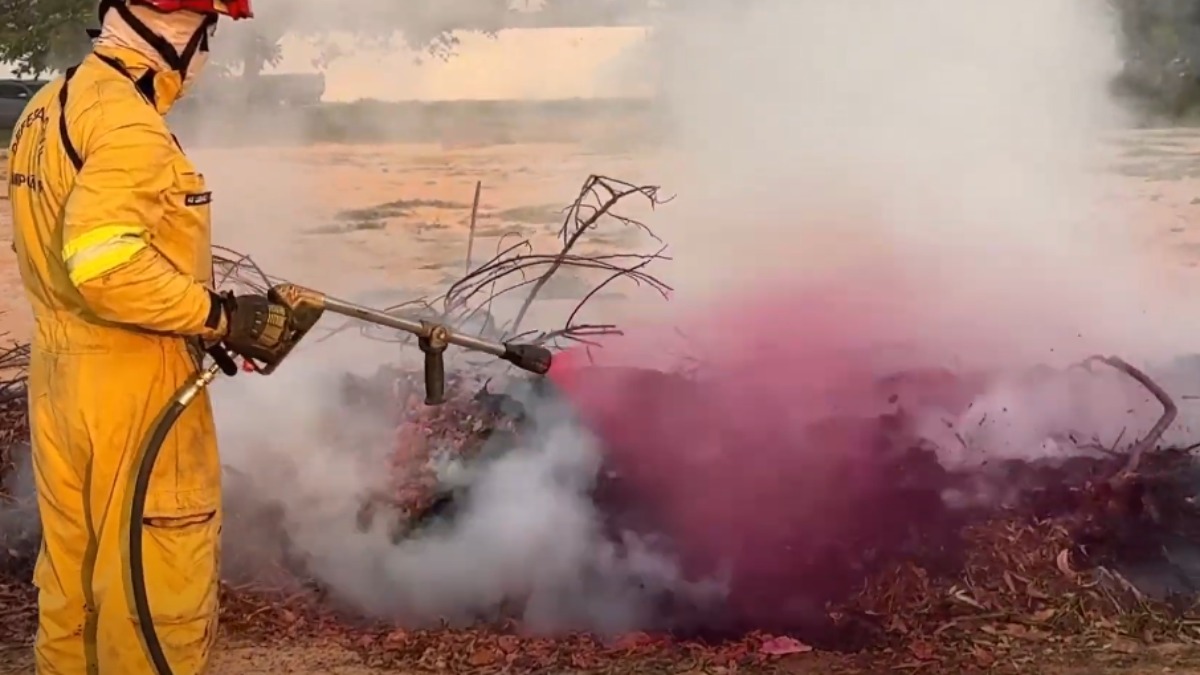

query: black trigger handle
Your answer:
[206,344,239,376]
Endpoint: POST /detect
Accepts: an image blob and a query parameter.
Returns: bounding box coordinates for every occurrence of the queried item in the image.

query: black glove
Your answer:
[220,292,291,363]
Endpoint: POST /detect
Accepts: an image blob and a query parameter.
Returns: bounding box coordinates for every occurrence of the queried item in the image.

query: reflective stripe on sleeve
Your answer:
[63,225,149,286]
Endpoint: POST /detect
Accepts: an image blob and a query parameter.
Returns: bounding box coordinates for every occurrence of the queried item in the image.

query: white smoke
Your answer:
[212,334,722,633]
[0,444,38,549]
[636,0,1200,473]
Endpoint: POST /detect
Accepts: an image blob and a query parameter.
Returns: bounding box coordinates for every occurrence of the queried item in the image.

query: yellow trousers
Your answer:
[30,334,222,675]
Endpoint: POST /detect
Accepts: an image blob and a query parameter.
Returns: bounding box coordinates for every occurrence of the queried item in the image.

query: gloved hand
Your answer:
[219,292,291,363]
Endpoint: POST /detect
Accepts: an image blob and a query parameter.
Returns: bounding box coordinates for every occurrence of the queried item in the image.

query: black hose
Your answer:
[129,398,189,675]
[128,348,232,675]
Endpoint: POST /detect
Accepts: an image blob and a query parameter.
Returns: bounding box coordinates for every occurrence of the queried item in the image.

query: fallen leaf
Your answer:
[1056,549,1078,579]
[909,640,937,661]
[759,636,813,656]
[1029,608,1057,623]
[1002,571,1018,595]
[612,631,655,650]
[1013,625,1051,641]
[468,647,503,666]
[1109,637,1141,654]
[1024,582,1050,600]
[1151,642,1190,656]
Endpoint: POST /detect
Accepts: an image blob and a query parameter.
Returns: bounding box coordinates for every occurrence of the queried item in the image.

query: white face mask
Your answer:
[183,48,210,94]
[132,5,209,55]
[92,4,214,112]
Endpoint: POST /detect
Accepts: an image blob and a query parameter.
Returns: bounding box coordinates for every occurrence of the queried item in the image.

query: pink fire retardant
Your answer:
[546,273,986,630]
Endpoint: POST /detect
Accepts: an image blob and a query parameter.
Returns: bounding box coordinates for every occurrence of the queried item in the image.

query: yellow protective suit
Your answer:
[7,43,226,674]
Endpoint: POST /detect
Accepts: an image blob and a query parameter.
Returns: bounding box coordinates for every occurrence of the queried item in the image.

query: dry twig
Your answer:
[214,174,673,357]
[1077,355,1177,479]
[465,180,482,274]
[440,175,671,351]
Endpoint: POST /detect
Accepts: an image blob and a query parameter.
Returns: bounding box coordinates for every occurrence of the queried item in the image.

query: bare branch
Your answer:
[1078,355,1177,479]
[508,175,670,337]
[211,173,673,367]
[465,180,482,274]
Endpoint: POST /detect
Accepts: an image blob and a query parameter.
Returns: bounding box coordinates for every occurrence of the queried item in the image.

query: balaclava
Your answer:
[92,2,214,114]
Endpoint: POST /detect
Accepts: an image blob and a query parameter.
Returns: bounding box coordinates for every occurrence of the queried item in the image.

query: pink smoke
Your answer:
[548,269,988,628]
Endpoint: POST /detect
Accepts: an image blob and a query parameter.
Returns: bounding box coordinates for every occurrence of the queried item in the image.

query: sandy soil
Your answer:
[5,132,1200,673]
[1109,130,1200,276]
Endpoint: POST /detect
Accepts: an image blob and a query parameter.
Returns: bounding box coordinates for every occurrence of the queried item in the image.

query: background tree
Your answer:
[0,0,525,78]
[0,0,94,76]
[1109,0,1200,116]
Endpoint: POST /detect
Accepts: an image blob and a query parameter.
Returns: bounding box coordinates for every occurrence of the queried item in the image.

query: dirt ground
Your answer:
[0,642,365,674]
[6,132,1200,673]
[0,640,448,674]
[5,639,1200,674]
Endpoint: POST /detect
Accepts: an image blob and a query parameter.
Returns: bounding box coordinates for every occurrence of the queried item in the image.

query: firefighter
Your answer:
[5,1,289,672]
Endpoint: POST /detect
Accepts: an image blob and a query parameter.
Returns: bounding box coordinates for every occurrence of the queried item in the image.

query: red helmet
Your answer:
[131,0,253,19]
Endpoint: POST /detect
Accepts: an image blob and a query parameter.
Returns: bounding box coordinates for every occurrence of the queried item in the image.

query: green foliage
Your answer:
[1111,0,1200,116]
[0,0,515,77]
[0,0,276,76]
[0,0,93,75]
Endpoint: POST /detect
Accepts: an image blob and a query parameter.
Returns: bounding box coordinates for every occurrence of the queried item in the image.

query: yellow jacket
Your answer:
[9,44,223,349]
